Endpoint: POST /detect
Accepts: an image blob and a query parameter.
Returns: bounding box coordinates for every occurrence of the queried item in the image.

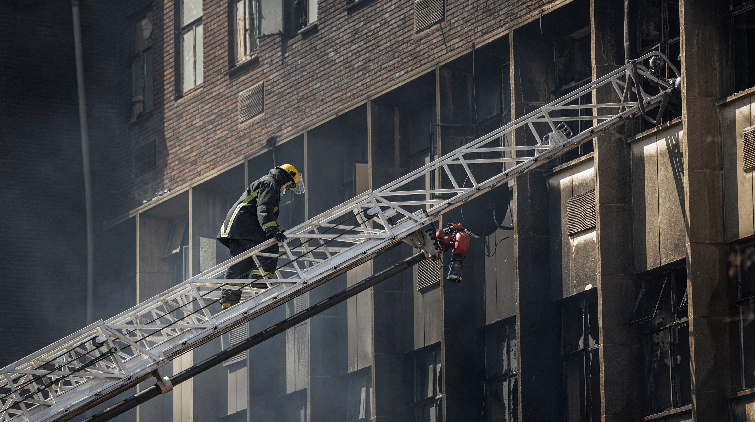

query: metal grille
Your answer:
[414,0,443,32]
[744,126,755,172]
[417,258,441,291]
[239,82,264,122]
[566,189,596,235]
[134,139,156,174]
[294,293,309,313]
[224,324,249,366]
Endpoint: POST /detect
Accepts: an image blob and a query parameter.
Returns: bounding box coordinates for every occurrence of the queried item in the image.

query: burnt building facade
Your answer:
[5,0,755,421]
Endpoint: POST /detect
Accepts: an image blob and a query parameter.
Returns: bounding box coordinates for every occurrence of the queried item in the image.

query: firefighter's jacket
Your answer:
[217,168,287,246]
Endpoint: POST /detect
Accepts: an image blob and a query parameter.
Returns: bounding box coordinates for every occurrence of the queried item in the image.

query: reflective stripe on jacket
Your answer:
[217,168,287,245]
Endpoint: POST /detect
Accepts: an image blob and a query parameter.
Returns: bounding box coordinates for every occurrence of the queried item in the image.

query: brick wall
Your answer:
[122,0,564,213]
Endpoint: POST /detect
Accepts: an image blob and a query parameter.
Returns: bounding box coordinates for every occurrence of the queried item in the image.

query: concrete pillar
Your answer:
[679,0,736,420]
[590,0,644,420]
[510,24,562,421]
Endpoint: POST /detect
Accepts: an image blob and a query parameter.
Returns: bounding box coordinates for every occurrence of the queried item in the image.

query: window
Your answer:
[560,291,600,422]
[635,0,681,130]
[484,318,517,422]
[630,265,690,415]
[733,241,755,389]
[413,344,441,422]
[346,368,372,422]
[552,26,593,166]
[232,0,258,65]
[732,2,755,92]
[132,12,154,120]
[288,0,316,33]
[180,0,203,93]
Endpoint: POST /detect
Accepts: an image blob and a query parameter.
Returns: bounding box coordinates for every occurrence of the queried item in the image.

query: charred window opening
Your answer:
[132,11,153,120]
[732,241,755,389]
[732,2,755,92]
[635,0,681,131]
[637,0,680,67]
[286,0,316,33]
[630,265,690,415]
[553,25,593,166]
[484,318,517,422]
[180,0,203,93]
[232,0,259,65]
[560,290,600,422]
[413,343,442,422]
[346,367,372,422]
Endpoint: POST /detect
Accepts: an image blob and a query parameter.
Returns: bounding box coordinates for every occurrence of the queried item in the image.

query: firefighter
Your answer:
[217,164,304,308]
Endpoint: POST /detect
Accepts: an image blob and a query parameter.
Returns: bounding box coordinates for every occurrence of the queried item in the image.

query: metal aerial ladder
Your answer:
[0,52,680,422]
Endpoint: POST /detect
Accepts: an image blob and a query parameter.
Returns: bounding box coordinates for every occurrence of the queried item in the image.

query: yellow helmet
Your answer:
[277,163,304,194]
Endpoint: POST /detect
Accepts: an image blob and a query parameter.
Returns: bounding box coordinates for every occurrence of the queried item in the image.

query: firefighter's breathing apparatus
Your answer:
[435,223,470,282]
[384,216,471,283]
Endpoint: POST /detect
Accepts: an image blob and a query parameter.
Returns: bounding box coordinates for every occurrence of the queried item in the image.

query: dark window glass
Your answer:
[485,318,517,422]
[287,0,316,33]
[414,344,442,422]
[631,266,690,415]
[734,241,755,389]
[132,12,154,120]
[560,290,600,422]
[733,6,755,92]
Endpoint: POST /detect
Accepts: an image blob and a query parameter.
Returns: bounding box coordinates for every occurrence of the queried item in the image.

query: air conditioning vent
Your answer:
[414,0,443,32]
[743,126,755,172]
[239,82,264,122]
[224,324,249,366]
[567,189,596,236]
[134,139,156,175]
[417,258,442,291]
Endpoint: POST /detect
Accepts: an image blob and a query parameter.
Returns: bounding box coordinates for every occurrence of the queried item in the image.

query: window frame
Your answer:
[630,264,691,416]
[231,0,259,67]
[288,0,317,34]
[131,11,154,120]
[179,0,204,94]
[412,343,442,422]
[558,289,600,422]
[733,240,755,390]
[483,317,518,422]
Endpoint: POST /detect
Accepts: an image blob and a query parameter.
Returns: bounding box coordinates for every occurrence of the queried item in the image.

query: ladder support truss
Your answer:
[0,52,679,422]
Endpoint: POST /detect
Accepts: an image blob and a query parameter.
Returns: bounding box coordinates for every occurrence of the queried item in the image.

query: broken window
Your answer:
[560,290,600,422]
[553,25,593,166]
[413,344,442,422]
[636,0,680,73]
[346,368,372,422]
[732,2,755,92]
[132,12,153,120]
[732,241,755,389]
[181,0,203,93]
[287,0,316,33]
[636,0,681,129]
[233,0,258,65]
[484,318,517,422]
[630,265,690,415]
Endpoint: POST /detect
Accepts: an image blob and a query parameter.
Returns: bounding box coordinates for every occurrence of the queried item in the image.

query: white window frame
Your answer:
[233,0,259,65]
[180,0,204,93]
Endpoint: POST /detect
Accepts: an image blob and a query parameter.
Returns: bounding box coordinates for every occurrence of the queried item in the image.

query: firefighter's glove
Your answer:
[266,226,286,242]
